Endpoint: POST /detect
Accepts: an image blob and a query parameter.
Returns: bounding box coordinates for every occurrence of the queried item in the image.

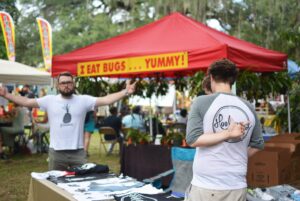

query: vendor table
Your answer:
[121,144,173,186]
[27,178,76,201]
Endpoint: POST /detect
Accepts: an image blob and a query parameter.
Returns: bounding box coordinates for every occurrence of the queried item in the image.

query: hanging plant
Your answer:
[188,71,205,97]
[75,77,109,96]
[236,70,260,100]
[236,71,292,101]
[174,77,189,93]
[271,76,300,133]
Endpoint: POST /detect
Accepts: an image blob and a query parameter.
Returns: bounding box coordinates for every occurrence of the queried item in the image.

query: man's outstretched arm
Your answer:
[0,86,39,108]
[95,80,137,106]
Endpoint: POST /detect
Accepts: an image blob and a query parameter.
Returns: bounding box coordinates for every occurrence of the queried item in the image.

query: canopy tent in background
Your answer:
[288,60,300,78]
[0,59,51,85]
[52,12,287,78]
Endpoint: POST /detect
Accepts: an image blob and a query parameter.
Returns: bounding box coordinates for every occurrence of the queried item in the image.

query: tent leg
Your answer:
[287,93,291,134]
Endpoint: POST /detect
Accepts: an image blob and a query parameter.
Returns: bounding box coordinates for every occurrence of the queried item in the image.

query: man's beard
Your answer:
[59,89,75,97]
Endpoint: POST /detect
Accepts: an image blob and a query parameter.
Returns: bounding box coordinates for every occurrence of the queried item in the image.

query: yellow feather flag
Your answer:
[0,11,15,61]
[36,17,52,72]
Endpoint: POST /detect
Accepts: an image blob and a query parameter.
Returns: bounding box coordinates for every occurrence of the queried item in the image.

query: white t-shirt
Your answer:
[187,93,263,190]
[36,94,97,150]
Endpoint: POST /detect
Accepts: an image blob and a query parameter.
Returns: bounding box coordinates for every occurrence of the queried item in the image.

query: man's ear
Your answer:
[210,75,215,92]
[55,80,59,90]
[210,75,214,84]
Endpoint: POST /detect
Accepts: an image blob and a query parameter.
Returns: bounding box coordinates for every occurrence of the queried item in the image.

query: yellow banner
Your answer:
[78,52,188,77]
[0,11,15,61]
[37,17,52,71]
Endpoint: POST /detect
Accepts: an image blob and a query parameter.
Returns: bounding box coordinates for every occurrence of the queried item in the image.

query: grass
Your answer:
[0,132,120,201]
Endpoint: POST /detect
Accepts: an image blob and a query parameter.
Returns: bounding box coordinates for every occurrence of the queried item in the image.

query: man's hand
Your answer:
[226,119,250,140]
[0,86,8,97]
[0,86,38,108]
[125,80,138,96]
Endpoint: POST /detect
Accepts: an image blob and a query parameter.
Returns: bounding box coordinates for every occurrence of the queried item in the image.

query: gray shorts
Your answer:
[185,185,247,201]
[48,148,87,171]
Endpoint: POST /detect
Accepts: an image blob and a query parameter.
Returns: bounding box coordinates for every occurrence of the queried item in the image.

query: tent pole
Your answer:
[287,92,291,134]
[149,98,153,138]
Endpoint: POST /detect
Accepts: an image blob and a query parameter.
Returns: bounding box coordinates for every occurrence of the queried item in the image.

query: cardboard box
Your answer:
[291,157,300,181]
[247,147,291,187]
[268,133,300,142]
[248,147,291,167]
[265,141,300,157]
[248,166,291,188]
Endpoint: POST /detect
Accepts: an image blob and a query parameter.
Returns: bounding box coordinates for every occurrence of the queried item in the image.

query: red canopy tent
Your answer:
[52,12,287,78]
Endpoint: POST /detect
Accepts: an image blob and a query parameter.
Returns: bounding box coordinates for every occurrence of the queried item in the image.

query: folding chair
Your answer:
[31,123,49,153]
[98,126,118,155]
[143,146,196,198]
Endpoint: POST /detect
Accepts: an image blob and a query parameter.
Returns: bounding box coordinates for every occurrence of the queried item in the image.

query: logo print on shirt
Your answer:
[63,104,72,123]
[119,193,158,201]
[212,105,251,143]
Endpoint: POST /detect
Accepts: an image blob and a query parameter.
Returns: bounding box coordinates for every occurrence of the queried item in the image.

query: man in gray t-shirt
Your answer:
[185,59,264,201]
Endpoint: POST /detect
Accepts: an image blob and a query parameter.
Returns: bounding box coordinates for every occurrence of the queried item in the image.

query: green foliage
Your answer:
[134,78,169,98]
[126,128,151,144]
[188,71,205,97]
[272,77,300,133]
[236,71,292,101]
[161,128,184,146]
[174,77,189,93]
[75,77,126,97]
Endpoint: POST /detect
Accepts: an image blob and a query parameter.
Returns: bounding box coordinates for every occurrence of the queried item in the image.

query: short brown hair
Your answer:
[57,71,73,83]
[208,59,238,86]
[202,75,212,93]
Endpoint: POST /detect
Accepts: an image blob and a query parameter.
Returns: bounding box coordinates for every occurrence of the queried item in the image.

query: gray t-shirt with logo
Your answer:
[186,92,264,190]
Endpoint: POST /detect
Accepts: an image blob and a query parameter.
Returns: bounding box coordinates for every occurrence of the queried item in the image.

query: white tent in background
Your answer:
[0,59,51,85]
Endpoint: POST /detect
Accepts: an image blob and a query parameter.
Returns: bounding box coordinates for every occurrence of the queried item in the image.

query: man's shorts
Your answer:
[185,185,247,201]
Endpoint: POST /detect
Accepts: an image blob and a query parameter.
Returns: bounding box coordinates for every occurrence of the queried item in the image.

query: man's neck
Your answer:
[214,83,232,93]
[61,94,73,99]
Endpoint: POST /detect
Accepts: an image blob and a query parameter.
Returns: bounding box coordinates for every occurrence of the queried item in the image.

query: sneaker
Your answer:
[0,152,8,160]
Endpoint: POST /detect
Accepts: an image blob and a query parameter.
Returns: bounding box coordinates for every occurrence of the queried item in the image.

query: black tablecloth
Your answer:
[121,144,173,186]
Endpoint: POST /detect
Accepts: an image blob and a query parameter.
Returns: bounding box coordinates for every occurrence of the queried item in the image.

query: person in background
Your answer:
[100,106,123,155]
[84,110,97,157]
[177,108,188,124]
[119,105,130,120]
[0,103,25,160]
[0,71,137,170]
[122,106,146,132]
[185,59,264,201]
[20,85,35,123]
[202,75,212,95]
[32,88,48,125]
[19,85,35,98]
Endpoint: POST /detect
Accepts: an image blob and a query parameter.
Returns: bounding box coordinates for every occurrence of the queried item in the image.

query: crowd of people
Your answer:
[0,59,265,201]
